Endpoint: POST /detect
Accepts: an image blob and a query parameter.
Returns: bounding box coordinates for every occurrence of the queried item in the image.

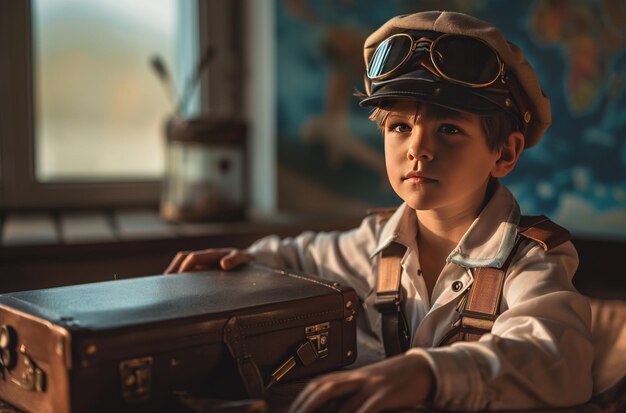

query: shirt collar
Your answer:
[447,183,520,268]
[369,203,416,260]
[370,183,520,268]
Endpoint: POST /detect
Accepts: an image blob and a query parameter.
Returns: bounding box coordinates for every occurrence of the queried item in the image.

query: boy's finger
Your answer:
[338,392,371,413]
[220,251,253,270]
[178,249,230,273]
[164,251,189,274]
[355,392,386,413]
[290,378,359,413]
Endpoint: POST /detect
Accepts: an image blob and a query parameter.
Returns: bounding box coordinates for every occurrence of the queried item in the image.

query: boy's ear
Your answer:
[491,131,524,178]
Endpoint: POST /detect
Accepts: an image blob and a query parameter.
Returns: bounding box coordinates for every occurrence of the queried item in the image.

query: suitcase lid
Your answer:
[0,265,349,331]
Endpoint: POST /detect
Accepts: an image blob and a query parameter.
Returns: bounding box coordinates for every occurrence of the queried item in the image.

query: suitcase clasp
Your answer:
[16,352,45,393]
[266,322,331,390]
[305,322,330,359]
[0,325,46,393]
[120,357,153,404]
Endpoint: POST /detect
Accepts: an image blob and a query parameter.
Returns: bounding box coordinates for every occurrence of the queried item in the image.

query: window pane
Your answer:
[32,0,188,182]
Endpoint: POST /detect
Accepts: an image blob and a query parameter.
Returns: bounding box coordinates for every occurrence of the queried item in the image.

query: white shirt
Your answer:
[247,183,594,410]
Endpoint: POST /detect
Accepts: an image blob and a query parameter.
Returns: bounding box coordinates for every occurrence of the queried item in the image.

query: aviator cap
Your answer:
[361,11,551,148]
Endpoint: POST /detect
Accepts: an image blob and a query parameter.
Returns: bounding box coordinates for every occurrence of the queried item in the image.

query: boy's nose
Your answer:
[407,130,434,161]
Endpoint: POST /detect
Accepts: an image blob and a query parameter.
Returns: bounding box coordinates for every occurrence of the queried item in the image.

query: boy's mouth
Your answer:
[403,171,438,183]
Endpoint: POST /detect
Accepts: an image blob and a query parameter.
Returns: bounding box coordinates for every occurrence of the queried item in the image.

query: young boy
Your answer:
[165,11,593,412]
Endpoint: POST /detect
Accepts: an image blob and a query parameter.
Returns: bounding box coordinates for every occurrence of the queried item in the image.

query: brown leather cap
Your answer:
[362,11,551,148]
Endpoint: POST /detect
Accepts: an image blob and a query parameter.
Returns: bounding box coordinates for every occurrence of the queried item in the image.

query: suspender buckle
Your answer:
[374,291,401,313]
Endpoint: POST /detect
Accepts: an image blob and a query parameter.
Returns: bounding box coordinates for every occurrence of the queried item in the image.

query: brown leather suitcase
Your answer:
[0,264,358,413]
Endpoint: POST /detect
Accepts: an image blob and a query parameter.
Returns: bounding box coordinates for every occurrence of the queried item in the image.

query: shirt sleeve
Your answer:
[245,215,380,300]
[408,240,594,411]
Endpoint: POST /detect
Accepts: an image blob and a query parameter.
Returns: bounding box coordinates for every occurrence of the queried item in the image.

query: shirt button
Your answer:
[452,281,463,292]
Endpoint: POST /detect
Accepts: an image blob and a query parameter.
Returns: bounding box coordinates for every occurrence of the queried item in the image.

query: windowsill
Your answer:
[1,208,363,248]
[0,208,363,293]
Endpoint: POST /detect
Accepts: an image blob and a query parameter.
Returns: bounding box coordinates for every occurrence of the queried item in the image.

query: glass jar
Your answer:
[160,117,246,222]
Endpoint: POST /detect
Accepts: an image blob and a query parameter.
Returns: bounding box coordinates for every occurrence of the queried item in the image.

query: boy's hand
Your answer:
[288,353,435,413]
[164,248,254,274]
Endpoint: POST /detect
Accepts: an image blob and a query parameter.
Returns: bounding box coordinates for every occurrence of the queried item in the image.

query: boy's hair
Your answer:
[368,103,519,152]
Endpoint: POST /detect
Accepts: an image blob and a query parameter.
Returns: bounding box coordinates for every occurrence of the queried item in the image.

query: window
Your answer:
[0,0,255,209]
[32,0,181,182]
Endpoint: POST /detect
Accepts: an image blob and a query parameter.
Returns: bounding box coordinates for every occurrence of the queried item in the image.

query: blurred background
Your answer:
[0,0,624,297]
[275,0,626,238]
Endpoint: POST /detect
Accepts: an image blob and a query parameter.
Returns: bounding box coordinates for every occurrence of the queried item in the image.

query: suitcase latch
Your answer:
[266,322,331,390]
[0,325,46,393]
[16,352,46,393]
[120,357,153,404]
[305,322,330,358]
[0,325,17,372]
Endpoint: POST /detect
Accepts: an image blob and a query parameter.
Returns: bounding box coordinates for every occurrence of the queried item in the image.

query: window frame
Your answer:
[0,0,246,209]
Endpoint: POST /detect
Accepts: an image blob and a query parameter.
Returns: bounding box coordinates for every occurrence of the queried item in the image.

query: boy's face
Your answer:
[383,100,502,216]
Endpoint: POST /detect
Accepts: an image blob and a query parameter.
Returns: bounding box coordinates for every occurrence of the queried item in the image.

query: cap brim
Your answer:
[359,77,508,117]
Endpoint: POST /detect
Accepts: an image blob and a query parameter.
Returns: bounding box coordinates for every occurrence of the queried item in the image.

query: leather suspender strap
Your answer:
[375,242,410,357]
[456,215,572,342]
[458,236,523,339]
[517,215,571,251]
[376,213,573,349]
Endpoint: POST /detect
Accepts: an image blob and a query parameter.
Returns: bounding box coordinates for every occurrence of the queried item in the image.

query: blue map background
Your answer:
[276,0,626,240]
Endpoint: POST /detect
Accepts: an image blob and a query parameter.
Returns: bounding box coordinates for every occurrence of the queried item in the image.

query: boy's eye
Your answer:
[388,123,411,134]
[438,124,461,135]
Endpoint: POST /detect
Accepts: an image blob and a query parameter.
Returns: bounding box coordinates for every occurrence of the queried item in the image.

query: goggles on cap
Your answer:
[367,33,505,88]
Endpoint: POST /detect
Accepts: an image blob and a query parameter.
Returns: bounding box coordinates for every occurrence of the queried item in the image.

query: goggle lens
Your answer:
[367,33,502,87]
[432,35,501,86]
[367,35,412,79]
